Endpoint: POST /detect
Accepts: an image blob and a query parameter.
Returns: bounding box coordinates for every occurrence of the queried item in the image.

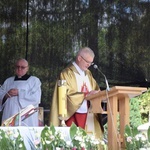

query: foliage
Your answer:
[125,125,150,150]
[0,129,26,150]
[70,123,107,150]
[40,125,69,150]
[0,0,150,126]
[129,98,142,128]
[39,124,107,150]
[138,88,150,123]
[129,88,150,128]
[0,124,107,150]
[124,90,150,149]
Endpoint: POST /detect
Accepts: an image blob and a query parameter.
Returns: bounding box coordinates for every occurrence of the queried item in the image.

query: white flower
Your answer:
[93,139,100,145]
[75,135,83,142]
[126,136,133,143]
[49,135,55,140]
[19,143,23,148]
[56,147,61,150]
[80,141,86,148]
[13,131,19,138]
[45,140,51,144]
[135,134,147,141]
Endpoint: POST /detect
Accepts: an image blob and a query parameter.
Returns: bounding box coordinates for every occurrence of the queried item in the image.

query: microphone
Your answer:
[93,64,110,91]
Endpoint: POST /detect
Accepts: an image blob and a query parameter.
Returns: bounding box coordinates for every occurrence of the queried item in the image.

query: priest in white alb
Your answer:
[0,58,41,126]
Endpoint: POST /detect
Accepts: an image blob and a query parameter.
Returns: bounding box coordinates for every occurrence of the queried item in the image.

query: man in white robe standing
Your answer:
[0,58,42,126]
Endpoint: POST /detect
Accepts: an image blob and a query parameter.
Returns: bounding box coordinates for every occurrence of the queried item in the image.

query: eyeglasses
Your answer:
[80,55,94,65]
[15,66,28,70]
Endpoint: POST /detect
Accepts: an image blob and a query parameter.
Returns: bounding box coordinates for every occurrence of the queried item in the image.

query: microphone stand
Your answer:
[93,65,110,91]
[93,64,109,126]
[93,64,121,149]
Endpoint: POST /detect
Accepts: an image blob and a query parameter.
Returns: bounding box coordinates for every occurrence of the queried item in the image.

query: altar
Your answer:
[0,126,71,150]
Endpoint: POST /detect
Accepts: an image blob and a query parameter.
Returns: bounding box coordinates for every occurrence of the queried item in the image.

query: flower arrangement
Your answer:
[70,123,104,150]
[39,123,106,150]
[125,125,150,150]
[0,124,107,150]
[40,125,69,150]
[0,128,26,150]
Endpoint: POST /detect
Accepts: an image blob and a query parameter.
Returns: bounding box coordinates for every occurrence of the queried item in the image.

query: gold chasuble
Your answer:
[49,63,103,139]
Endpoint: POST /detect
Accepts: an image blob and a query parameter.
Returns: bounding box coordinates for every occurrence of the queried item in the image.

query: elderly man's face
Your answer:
[77,53,94,71]
[15,60,28,77]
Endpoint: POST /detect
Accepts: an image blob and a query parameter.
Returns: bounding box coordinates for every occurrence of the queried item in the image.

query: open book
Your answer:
[1,105,38,126]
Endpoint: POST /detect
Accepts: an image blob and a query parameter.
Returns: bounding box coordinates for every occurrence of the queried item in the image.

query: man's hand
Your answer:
[86,90,100,97]
[7,88,18,97]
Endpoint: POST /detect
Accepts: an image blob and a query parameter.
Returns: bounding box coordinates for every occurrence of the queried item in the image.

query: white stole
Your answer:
[74,72,95,134]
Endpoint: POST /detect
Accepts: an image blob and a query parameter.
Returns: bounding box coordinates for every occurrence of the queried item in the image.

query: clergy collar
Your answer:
[14,74,31,81]
[72,62,85,76]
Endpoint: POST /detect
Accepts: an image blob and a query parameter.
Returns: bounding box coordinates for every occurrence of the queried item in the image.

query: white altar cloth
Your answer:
[0,126,70,150]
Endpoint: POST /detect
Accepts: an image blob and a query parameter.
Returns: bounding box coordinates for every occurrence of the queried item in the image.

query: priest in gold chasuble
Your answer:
[49,47,104,139]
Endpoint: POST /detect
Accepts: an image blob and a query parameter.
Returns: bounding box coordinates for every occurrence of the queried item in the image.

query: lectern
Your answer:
[86,86,147,150]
